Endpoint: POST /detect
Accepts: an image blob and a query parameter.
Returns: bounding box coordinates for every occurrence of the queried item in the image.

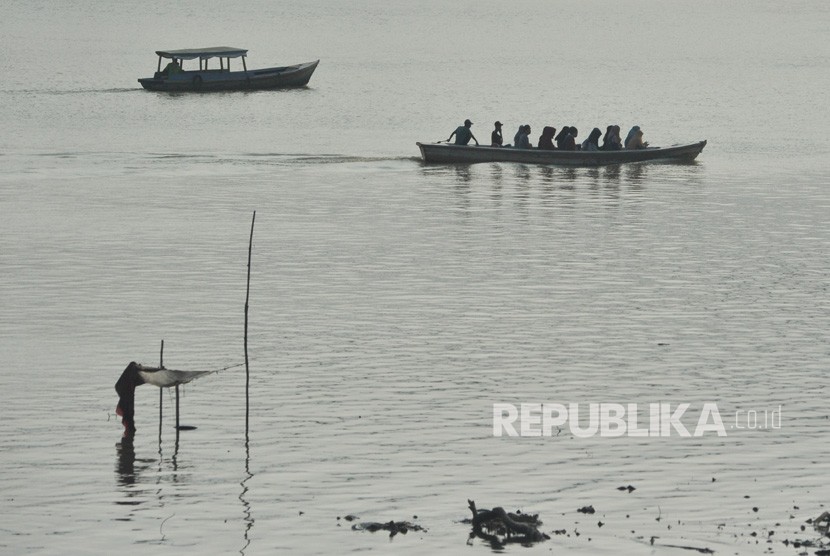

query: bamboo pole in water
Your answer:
[159,340,164,436]
[245,211,255,435]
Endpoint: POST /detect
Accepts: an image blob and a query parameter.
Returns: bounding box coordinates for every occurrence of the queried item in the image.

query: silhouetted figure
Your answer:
[602,125,623,150]
[625,125,649,149]
[491,121,504,147]
[538,126,556,150]
[569,127,579,150]
[513,124,532,149]
[582,127,602,151]
[557,126,577,150]
[448,119,479,145]
[115,362,145,437]
[161,60,182,76]
[555,126,570,149]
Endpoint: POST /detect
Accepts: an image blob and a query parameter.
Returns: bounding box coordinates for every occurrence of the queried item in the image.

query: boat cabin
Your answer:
[152,46,249,78]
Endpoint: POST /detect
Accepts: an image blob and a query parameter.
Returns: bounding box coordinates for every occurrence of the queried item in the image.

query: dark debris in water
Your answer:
[814,511,830,537]
[351,520,426,538]
[341,497,830,552]
[466,499,549,549]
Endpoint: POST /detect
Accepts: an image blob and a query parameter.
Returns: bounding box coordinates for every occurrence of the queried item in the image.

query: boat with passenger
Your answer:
[417,140,706,167]
[138,46,319,92]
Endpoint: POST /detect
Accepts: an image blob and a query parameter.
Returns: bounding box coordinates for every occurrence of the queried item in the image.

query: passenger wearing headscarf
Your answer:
[538,126,556,150]
[569,127,579,150]
[514,124,532,149]
[602,125,620,150]
[625,125,648,149]
[555,126,570,149]
[608,125,623,150]
[556,126,579,151]
[115,362,146,437]
[582,128,602,151]
[601,126,612,150]
[556,126,577,150]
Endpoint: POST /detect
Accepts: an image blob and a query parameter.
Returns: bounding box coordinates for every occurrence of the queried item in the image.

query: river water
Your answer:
[1,1,829,554]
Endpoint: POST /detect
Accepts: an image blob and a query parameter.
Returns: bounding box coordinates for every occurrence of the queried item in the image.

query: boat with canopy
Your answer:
[138,46,319,92]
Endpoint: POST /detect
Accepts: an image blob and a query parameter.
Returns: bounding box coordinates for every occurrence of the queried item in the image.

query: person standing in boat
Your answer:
[538,126,556,150]
[491,121,504,147]
[447,119,479,146]
[625,125,649,149]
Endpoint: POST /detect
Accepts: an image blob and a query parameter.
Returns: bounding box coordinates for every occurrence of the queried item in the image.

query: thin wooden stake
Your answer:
[175,384,180,430]
[245,211,255,436]
[159,340,164,438]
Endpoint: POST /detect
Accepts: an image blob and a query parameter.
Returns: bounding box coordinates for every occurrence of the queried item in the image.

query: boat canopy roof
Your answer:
[155,47,248,60]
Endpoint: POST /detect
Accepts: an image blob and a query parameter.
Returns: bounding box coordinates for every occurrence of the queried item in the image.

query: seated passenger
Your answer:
[603,125,623,150]
[601,126,614,150]
[491,121,504,147]
[448,119,479,145]
[555,127,570,149]
[538,126,556,150]
[582,128,602,151]
[570,127,580,150]
[514,124,532,149]
[161,60,182,76]
[557,126,577,150]
[513,125,523,147]
[625,125,649,149]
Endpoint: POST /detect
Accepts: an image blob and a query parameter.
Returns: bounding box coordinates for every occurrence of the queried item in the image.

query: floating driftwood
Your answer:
[466,499,549,548]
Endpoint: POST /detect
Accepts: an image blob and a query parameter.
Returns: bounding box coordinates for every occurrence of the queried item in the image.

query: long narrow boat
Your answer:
[417,140,706,167]
[138,46,318,92]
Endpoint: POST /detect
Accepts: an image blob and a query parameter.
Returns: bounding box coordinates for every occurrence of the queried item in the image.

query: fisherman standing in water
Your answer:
[447,119,479,145]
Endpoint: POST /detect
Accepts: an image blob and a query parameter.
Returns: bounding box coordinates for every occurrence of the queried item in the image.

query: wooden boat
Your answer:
[417,140,707,167]
[138,46,318,92]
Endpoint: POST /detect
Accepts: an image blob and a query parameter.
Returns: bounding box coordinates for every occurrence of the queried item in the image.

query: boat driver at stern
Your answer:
[447,119,479,146]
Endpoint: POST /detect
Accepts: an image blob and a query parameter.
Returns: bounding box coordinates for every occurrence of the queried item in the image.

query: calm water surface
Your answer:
[1,1,829,554]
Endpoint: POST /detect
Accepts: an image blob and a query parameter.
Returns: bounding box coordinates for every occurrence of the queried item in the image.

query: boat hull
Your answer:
[417,140,706,167]
[138,60,319,92]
